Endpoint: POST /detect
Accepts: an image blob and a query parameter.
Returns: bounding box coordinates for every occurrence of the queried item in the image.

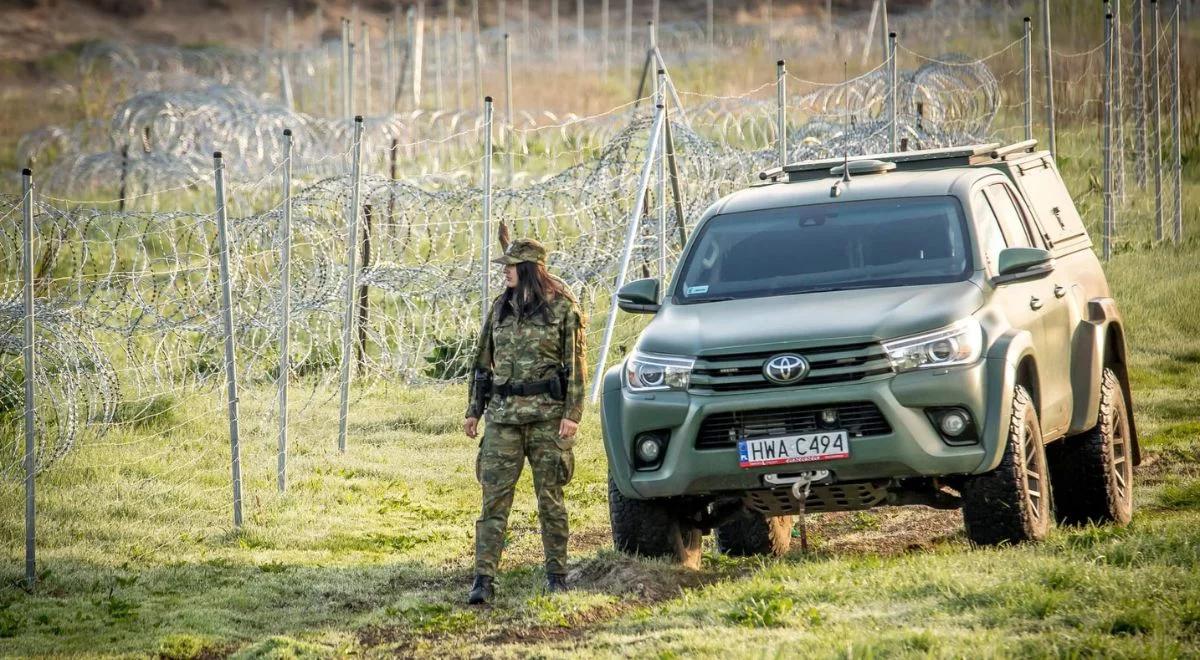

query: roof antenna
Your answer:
[832,61,851,197]
[841,61,851,184]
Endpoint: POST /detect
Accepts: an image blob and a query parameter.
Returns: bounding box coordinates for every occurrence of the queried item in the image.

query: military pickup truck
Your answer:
[601,141,1138,564]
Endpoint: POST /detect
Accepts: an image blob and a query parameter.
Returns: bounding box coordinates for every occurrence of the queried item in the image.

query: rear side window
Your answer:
[973,192,1007,273]
[984,184,1035,248]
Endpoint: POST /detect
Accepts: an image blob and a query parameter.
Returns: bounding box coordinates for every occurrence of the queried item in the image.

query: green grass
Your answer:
[1,13,1199,657]
[1,233,1199,657]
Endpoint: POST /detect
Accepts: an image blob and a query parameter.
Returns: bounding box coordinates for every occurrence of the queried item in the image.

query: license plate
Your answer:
[737,430,850,468]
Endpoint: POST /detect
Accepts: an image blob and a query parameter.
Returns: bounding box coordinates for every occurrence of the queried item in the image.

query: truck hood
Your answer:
[637,280,985,356]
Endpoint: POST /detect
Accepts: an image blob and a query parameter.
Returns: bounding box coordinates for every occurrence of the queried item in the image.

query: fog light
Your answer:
[820,409,839,426]
[939,410,969,437]
[636,436,663,462]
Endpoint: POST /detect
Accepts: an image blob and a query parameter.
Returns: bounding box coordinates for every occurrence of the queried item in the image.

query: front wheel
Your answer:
[608,475,702,568]
[1048,368,1134,526]
[961,384,1052,545]
[715,507,793,557]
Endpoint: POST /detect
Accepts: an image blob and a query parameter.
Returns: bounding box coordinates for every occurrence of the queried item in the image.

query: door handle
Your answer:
[1053,285,1067,298]
[1030,296,1043,311]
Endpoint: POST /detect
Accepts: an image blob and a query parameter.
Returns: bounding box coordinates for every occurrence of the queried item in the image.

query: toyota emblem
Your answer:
[763,353,809,385]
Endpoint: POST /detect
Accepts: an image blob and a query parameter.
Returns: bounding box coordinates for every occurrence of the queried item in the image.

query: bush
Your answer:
[157,633,212,660]
[424,336,475,381]
[110,395,177,430]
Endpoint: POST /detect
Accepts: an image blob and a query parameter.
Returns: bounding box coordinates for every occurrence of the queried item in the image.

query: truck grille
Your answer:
[688,342,893,393]
[695,401,892,450]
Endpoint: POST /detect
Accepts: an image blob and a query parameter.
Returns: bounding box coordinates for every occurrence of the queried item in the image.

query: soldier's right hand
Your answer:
[464,416,480,439]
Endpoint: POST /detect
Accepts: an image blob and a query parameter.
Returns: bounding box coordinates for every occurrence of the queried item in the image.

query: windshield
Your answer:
[674,196,972,303]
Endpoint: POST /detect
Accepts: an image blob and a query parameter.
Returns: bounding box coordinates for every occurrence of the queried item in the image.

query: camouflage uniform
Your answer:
[466,239,588,578]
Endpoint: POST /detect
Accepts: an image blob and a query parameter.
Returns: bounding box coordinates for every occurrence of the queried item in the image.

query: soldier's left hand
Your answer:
[559,419,578,440]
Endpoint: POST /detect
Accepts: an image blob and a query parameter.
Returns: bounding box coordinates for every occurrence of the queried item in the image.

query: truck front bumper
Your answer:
[602,358,1013,500]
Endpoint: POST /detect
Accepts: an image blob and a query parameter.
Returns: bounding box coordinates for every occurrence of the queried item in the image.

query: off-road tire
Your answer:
[1047,368,1134,526]
[608,475,702,568]
[715,508,793,557]
[961,385,1053,545]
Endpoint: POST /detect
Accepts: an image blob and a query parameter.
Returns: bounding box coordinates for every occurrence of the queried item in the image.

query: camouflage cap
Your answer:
[491,237,547,265]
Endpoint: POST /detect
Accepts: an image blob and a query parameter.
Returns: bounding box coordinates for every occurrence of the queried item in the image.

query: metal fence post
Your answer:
[21,168,36,589]
[777,59,788,167]
[1132,0,1148,187]
[1103,12,1114,260]
[1114,0,1126,203]
[212,152,243,527]
[337,117,365,453]
[278,130,292,493]
[357,204,372,373]
[1170,5,1182,243]
[657,69,667,287]
[590,103,666,403]
[1042,0,1057,159]
[888,32,898,153]
[482,97,494,320]
[1023,17,1034,142]
[504,34,514,187]
[1152,0,1164,242]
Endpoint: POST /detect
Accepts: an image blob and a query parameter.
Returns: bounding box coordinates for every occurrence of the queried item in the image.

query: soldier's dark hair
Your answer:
[496,261,567,324]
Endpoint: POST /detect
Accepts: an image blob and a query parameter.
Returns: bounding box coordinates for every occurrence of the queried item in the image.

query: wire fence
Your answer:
[0,1,1190,592]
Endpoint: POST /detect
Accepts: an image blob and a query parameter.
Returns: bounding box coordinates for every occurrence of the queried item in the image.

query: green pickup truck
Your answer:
[601,142,1138,564]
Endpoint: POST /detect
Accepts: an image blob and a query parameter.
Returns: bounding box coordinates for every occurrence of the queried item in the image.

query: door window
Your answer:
[985,184,1036,248]
[972,192,1007,274]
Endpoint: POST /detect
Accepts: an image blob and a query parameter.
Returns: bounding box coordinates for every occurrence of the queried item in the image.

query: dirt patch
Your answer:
[566,551,719,602]
[804,506,964,555]
[1136,448,1200,487]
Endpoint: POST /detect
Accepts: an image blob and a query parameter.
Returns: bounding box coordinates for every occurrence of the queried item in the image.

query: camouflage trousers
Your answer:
[475,418,575,577]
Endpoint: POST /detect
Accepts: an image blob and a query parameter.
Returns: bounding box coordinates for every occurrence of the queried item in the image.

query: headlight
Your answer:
[624,351,694,392]
[882,318,984,373]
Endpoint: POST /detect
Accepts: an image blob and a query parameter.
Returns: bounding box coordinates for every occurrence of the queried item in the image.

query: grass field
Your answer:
[2,3,1199,656]
[2,160,1200,657]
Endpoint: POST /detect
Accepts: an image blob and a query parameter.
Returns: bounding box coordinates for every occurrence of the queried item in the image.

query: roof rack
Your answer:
[757,139,1039,183]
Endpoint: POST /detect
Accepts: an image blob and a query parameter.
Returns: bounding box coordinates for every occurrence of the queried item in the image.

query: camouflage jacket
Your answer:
[465,290,588,424]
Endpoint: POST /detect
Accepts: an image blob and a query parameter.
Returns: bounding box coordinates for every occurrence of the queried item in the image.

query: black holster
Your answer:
[550,366,570,402]
[471,368,493,413]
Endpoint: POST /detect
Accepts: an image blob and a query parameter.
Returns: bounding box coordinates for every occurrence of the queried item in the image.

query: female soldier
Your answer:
[463,238,587,605]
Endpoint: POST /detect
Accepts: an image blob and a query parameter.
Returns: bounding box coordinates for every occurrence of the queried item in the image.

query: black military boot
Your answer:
[546,573,569,594]
[467,575,494,605]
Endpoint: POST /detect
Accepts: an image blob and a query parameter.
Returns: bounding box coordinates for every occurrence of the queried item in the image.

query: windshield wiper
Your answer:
[780,283,879,295]
[680,296,735,304]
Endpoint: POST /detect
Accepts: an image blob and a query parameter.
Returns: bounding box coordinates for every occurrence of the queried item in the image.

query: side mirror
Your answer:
[995,247,1054,283]
[617,278,660,314]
